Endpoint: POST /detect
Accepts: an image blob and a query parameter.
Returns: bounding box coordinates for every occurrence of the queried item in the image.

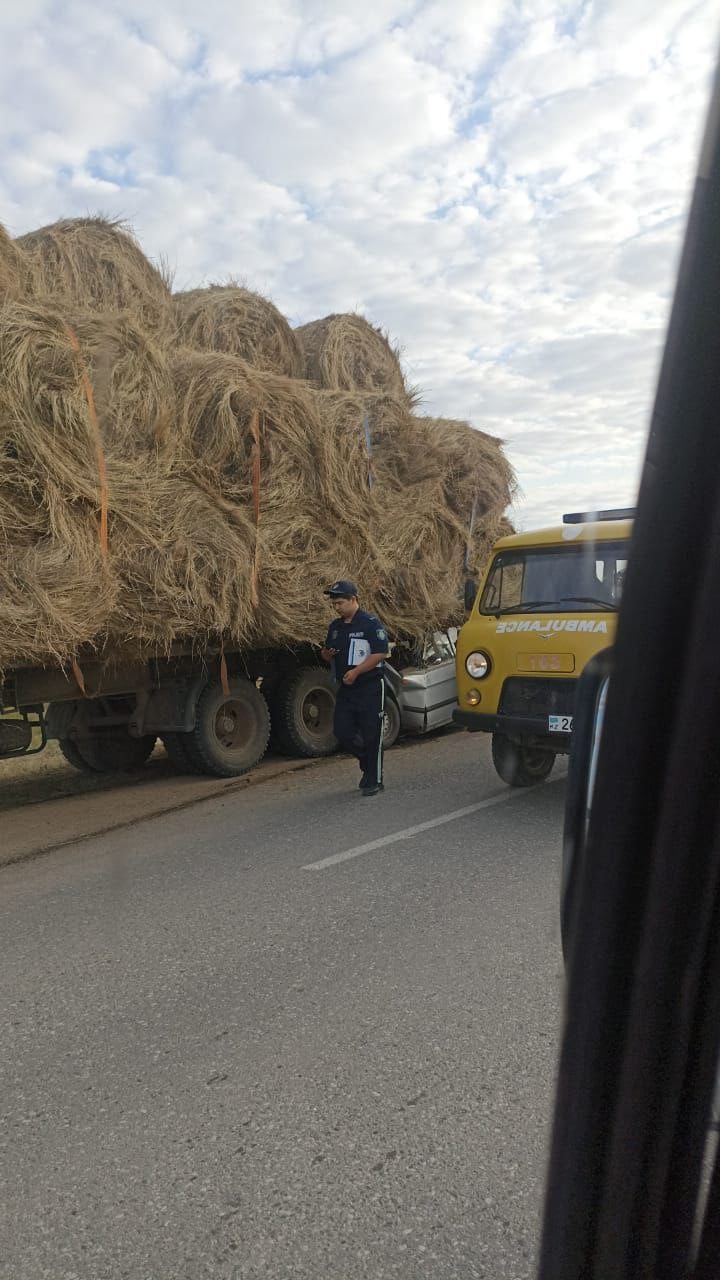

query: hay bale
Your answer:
[307,393,515,635]
[0,303,174,669]
[377,418,514,629]
[112,373,436,653]
[295,314,414,406]
[0,224,28,300]
[102,460,257,653]
[173,285,304,378]
[0,535,117,669]
[17,217,172,332]
[172,349,318,493]
[168,350,339,644]
[0,295,516,666]
[417,417,515,584]
[307,390,427,595]
[419,417,515,523]
[0,301,173,485]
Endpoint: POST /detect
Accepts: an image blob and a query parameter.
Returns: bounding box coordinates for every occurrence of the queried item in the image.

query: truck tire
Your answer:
[162,732,203,775]
[189,678,270,778]
[382,695,402,749]
[58,737,97,773]
[272,667,338,758]
[64,733,157,774]
[491,732,555,787]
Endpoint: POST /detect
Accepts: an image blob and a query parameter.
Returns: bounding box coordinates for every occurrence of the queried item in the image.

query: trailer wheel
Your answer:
[162,732,203,775]
[491,732,555,787]
[61,733,157,774]
[58,737,96,773]
[272,667,338,758]
[189,678,270,778]
[382,695,402,749]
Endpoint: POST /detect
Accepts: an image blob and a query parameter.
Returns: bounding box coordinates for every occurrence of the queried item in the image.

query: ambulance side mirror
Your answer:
[561,648,614,963]
[464,578,477,612]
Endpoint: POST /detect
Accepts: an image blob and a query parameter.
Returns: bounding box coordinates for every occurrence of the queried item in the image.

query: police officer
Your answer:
[320,580,390,797]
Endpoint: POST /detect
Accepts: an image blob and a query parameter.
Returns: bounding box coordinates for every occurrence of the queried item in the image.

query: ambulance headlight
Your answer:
[465,651,490,679]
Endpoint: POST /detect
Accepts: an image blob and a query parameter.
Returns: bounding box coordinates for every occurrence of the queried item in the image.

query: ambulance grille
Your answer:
[498,677,577,719]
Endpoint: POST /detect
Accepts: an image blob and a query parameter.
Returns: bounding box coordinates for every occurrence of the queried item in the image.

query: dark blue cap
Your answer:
[324,579,359,598]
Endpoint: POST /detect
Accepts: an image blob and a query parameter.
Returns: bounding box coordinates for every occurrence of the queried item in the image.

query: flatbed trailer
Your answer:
[0,643,342,777]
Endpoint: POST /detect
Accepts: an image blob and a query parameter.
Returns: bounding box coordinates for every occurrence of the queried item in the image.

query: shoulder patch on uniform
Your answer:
[377,628,387,641]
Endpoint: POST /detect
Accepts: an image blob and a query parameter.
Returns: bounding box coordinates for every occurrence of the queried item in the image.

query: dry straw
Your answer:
[0,302,173,667]
[103,459,258,656]
[306,392,514,635]
[419,416,516,561]
[0,234,516,668]
[0,224,28,300]
[0,534,118,669]
[0,301,173,474]
[168,351,339,646]
[17,217,172,333]
[174,285,304,378]
[296,313,415,407]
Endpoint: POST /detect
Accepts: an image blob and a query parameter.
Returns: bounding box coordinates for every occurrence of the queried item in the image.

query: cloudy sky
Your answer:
[1,1,717,526]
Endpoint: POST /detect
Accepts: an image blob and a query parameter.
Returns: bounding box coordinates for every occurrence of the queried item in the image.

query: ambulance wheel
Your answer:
[491,732,555,787]
[272,667,338,758]
[189,678,270,778]
[382,696,401,749]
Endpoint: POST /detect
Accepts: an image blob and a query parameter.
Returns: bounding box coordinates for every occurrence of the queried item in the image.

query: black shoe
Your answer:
[361,783,385,797]
[358,773,369,790]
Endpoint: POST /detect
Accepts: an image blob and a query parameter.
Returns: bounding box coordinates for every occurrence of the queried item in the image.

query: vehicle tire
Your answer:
[58,737,98,773]
[162,731,203,775]
[491,732,555,787]
[68,733,157,774]
[272,667,338,758]
[189,678,270,778]
[382,695,402,749]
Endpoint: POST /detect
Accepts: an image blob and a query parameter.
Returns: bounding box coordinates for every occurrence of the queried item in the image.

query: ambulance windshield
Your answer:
[479,542,629,616]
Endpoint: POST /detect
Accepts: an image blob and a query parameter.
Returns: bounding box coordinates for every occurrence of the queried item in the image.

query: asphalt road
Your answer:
[0,730,567,1280]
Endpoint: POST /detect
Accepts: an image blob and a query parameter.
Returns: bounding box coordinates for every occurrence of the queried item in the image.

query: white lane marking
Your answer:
[302,781,560,871]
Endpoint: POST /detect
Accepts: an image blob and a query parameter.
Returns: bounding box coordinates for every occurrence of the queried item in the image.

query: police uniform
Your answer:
[324,584,389,791]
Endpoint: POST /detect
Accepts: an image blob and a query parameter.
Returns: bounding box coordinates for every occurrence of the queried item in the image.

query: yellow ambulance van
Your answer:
[454,509,633,785]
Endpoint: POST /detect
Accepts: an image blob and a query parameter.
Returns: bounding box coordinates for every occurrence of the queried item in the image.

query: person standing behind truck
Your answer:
[320,580,390,797]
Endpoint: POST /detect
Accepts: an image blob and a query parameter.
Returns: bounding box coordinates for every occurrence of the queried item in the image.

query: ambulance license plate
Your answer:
[548,715,573,733]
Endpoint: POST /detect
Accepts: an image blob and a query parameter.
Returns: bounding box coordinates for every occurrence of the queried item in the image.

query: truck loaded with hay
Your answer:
[0,217,515,778]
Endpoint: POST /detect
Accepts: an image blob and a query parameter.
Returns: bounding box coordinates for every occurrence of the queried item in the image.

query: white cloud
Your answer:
[0,0,718,528]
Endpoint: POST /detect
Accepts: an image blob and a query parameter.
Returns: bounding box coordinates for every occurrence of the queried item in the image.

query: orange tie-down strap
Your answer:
[63,323,109,557]
[71,657,87,697]
[220,649,230,698]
